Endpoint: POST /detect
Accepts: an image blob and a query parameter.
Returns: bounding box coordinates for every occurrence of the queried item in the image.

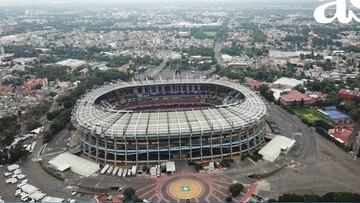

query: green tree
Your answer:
[229,183,244,197]
[123,187,136,201]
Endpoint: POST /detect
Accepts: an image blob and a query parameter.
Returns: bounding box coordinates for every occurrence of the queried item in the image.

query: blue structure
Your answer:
[318,106,352,125]
[323,106,350,121]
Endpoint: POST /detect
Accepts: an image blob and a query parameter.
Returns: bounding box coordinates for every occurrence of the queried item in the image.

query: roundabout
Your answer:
[168,178,204,200]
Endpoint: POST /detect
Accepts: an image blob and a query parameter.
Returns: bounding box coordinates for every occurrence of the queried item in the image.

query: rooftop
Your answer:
[280,90,313,102]
[72,78,267,139]
[322,106,351,121]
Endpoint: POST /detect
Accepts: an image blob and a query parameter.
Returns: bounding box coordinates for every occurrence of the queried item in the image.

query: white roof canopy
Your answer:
[259,135,296,162]
[49,152,100,177]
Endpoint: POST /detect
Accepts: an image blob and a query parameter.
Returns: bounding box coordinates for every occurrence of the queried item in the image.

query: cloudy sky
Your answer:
[0,0,318,6]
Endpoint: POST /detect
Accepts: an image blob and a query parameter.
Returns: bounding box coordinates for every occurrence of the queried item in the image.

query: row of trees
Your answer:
[271,192,360,202]
[0,143,29,165]
[218,66,283,84]
[44,109,72,143]
[183,46,215,57]
[0,116,21,148]
[221,43,244,56]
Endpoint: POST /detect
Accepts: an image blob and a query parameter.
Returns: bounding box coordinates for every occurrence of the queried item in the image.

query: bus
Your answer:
[122,169,127,178]
[100,165,109,174]
[107,166,113,175]
[131,166,137,176]
[117,168,123,177]
[112,167,119,176]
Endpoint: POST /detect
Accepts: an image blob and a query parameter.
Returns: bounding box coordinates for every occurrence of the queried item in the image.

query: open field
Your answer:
[203,31,217,38]
[291,107,326,125]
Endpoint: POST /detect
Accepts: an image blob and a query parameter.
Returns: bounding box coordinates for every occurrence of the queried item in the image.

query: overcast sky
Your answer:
[0,0,318,6]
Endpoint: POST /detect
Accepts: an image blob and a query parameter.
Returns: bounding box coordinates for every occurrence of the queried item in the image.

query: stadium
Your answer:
[72,78,268,164]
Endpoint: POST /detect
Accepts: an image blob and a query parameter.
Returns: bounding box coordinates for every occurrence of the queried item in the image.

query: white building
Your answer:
[56,59,86,70]
[272,77,304,90]
[49,152,100,177]
[259,135,296,162]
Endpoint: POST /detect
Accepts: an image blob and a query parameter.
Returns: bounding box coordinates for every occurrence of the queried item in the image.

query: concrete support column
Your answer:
[246,128,251,153]
[238,131,242,155]
[253,132,257,147]
[124,137,128,166]
[179,135,182,160]
[168,136,171,161]
[189,135,193,161]
[230,133,233,159]
[114,140,117,164]
[104,137,108,164]
[146,138,149,166]
[96,136,99,161]
[82,134,86,155]
[157,136,160,165]
[210,132,214,161]
[200,134,203,162]
[220,131,224,159]
[135,138,138,166]
[87,134,91,157]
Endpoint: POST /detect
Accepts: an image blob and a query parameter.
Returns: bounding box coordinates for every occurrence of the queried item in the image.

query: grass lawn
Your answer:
[203,31,217,38]
[291,107,326,124]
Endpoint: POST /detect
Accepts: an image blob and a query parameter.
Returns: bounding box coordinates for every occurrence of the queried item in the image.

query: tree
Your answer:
[257,85,274,101]
[123,187,136,201]
[63,100,74,109]
[34,83,43,90]
[275,192,360,202]
[133,197,143,203]
[295,85,306,93]
[229,183,244,197]
[300,98,305,107]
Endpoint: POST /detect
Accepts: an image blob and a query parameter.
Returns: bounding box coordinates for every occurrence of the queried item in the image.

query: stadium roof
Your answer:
[72,78,267,139]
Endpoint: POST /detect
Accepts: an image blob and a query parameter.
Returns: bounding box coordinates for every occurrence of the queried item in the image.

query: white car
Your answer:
[13,169,22,175]
[16,174,26,180]
[17,182,26,188]
[4,172,11,177]
[15,189,21,197]
[21,196,28,202]
[6,177,17,184]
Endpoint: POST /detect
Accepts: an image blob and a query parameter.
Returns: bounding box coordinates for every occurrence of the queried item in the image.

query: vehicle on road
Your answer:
[122,169,127,178]
[106,166,113,175]
[112,167,119,176]
[20,196,28,202]
[117,168,123,177]
[131,166,137,176]
[100,165,109,174]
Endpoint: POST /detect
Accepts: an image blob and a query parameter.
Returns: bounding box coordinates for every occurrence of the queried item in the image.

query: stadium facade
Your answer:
[72,78,268,165]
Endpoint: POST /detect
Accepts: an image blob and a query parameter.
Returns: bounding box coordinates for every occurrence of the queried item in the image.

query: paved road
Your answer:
[266,102,317,164]
[214,41,224,67]
[136,59,168,80]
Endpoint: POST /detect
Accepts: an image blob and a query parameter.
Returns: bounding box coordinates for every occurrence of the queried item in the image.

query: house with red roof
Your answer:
[279,90,315,106]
